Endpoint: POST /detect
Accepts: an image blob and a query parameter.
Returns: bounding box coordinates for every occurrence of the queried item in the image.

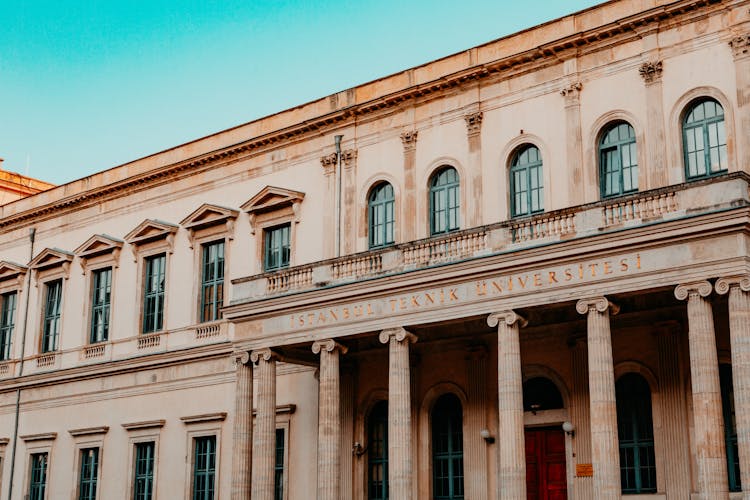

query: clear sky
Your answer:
[1,0,602,185]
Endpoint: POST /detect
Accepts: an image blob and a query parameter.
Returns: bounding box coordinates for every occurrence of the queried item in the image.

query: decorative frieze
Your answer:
[729,33,750,59]
[465,112,483,136]
[638,60,663,84]
[400,130,418,151]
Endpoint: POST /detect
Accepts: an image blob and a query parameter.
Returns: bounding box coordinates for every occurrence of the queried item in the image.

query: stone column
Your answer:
[251,348,279,500]
[231,351,253,500]
[716,277,750,495]
[488,311,527,499]
[312,339,348,500]
[465,112,484,227]
[569,336,594,500]
[639,60,666,188]
[561,82,585,205]
[575,297,620,499]
[400,131,418,241]
[675,281,728,499]
[465,345,489,500]
[379,327,417,500]
[729,34,750,173]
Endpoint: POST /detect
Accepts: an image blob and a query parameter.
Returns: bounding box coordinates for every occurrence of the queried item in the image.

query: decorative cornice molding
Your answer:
[379,327,417,344]
[400,130,418,151]
[29,248,73,281]
[487,310,527,328]
[312,339,349,355]
[180,203,239,248]
[465,112,483,136]
[0,438,8,446]
[674,281,712,301]
[241,185,305,235]
[715,276,750,295]
[252,403,297,417]
[729,33,750,59]
[74,234,124,273]
[180,412,227,424]
[0,261,28,288]
[124,219,178,260]
[68,426,109,437]
[575,297,619,315]
[638,60,663,84]
[121,419,166,431]
[20,432,57,442]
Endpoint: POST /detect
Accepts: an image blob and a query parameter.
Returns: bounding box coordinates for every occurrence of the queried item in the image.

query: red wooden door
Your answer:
[525,428,567,500]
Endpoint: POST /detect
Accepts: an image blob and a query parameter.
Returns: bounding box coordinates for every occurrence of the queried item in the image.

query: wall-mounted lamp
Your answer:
[562,421,575,437]
[353,442,367,457]
[529,403,541,415]
[480,428,495,444]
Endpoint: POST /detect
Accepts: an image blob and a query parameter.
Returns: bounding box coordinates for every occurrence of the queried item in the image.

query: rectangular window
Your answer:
[42,280,62,352]
[142,254,166,334]
[274,428,285,500]
[0,291,16,360]
[192,436,216,500]
[90,268,112,343]
[28,452,48,500]
[78,447,99,500]
[133,442,155,500]
[264,224,290,272]
[200,241,224,323]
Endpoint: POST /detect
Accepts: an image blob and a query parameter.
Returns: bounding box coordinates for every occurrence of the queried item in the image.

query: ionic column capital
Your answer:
[674,281,712,301]
[379,327,417,345]
[715,276,750,295]
[233,350,252,366]
[250,348,281,364]
[487,310,527,328]
[576,297,619,315]
[312,339,348,355]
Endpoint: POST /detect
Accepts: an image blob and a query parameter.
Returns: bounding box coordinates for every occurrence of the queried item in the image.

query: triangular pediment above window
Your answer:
[0,261,28,282]
[28,248,74,271]
[74,234,124,259]
[124,219,178,247]
[180,204,239,231]
[240,186,305,215]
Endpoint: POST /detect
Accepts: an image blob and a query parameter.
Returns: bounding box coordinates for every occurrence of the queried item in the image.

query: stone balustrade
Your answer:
[232,173,750,301]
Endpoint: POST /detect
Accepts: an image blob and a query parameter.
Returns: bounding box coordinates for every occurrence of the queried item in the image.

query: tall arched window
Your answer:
[683,98,727,179]
[720,364,741,492]
[510,145,543,217]
[429,167,460,235]
[432,393,464,500]
[599,122,638,198]
[368,401,389,500]
[616,373,656,494]
[368,183,395,249]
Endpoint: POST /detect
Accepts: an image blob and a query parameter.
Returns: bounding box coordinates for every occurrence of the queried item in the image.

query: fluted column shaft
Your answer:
[717,277,750,497]
[252,348,279,500]
[231,351,253,500]
[570,337,594,500]
[313,340,348,500]
[676,282,728,499]
[488,311,527,499]
[576,297,620,499]
[379,328,417,500]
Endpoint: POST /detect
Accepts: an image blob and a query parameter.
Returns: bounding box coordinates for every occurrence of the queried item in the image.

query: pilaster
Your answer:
[321,153,338,259]
[675,281,728,499]
[575,297,620,500]
[465,112,484,227]
[251,348,281,500]
[561,83,585,204]
[729,34,750,172]
[341,150,358,255]
[400,131,418,241]
[639,60,667,188]
[231,351,253,500]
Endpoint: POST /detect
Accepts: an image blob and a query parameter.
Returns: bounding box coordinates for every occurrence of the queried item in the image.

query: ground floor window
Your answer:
[275,428,285,500]
[133,441,155,500]
[720,364,741,492]
[368,400,388,500]
[616,373,656,493]
[192,436,216,500]
[78,447,99,500]
[28,452,48,500]
[432,393,464,500]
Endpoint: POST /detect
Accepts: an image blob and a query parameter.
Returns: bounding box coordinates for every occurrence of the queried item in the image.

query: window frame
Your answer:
[132,440,156,500]
[615,373,657,494]
[367,400,388,500]
[429,167,461,236]
[0,291,17,361]
[263,223,292,272]
[89,267,112,344]
[431,393,464,500]
[77,447,100,500]
[509,144,544,217]
[141,253,167,335]
[41,279,63,353]
[27,451,49,500]
[720,363,741,492]
[598,121,639,199]
[182,417,223,500]
[367,182,396,249]
[199,240,225,323]
[682,97,728,181]
[191,435,217,500]
[123,422,163,500]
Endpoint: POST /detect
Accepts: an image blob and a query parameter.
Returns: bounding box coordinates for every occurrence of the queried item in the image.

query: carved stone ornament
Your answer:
[560,82,583,98]
[729,34,750,59]
[311,339,348,355]
[340,149,358,169]
[0,261,28,289]
[639,60,663,84]
[74,234,124,273]
[320,152,338,175]
[379,327,417,344]
[575,297,620,315]
[233,350,252,367]
[487,310,527,328]
[715,276,750,295]
[674,281,712,301]
[180,204,239,248]
[28,248,74,282]
[400,130,418,151]
[465,112,483,135]
[250,347,280,364]
[124,219,178,261]
[241,185,305,234]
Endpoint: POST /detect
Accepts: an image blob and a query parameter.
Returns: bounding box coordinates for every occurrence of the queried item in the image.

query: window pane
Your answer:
[134,442,155,500]
[42,280,62,352]
[193,436,216,500]
[430,168,459,235]
[0,292,16,360]
[200,242,224,322]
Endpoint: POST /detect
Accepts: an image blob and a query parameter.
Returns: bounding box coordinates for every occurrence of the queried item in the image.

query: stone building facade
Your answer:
[1,0,750,499]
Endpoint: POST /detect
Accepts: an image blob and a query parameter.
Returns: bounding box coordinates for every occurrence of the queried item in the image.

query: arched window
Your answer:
[510,145,543,217]
[683,98,727,179]
[368,183,395,249]
[432,393,464,500]
[599,122,638,198]
[368,401,388,500]
[429,167,460,235]
[616,373,656,494]
[720,364,741,492]
[522,377,564,413]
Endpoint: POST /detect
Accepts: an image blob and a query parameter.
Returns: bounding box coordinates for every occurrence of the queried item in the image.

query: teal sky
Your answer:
[0,1,601,185]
